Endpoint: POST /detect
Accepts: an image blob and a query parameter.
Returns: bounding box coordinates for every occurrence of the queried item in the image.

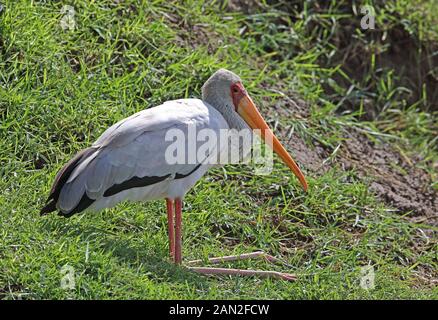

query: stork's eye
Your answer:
[231,84,240,95]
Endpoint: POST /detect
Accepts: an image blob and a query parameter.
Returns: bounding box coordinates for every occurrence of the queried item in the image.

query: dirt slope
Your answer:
[271,95,437,225]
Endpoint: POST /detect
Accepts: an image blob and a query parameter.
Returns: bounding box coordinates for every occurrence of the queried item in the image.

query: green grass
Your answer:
[1,0,437,299]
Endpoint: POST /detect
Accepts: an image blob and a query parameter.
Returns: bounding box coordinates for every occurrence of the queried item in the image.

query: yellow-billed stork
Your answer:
[40,69,308,281]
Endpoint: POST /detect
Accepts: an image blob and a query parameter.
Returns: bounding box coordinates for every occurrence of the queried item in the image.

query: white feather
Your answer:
[57,99,229,214]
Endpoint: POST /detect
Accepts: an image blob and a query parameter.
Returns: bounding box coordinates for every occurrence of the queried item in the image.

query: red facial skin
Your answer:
[231,82,246,112]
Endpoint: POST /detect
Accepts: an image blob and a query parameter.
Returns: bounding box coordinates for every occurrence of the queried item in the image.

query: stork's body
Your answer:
[41,99,230,216]
[41,69,307,280]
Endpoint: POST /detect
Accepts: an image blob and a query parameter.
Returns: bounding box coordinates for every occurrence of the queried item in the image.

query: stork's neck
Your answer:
[203,95,249,131]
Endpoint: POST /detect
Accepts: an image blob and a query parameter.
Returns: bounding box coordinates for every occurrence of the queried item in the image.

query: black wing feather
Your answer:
[40,147,97,216]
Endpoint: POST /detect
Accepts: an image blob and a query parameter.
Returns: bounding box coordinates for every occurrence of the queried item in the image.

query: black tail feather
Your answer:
[40,147,96,216]
[40,199,57,216]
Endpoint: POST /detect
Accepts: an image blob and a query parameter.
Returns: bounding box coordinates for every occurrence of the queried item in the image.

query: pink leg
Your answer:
[174,198,182,265]
[166,198,175,259]
[166,199,296,281]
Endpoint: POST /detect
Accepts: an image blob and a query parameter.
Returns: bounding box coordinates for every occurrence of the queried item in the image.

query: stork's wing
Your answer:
[40,99,228,216]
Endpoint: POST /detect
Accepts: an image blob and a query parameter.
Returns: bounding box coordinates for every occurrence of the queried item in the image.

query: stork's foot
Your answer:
[188,267,296,281]
[165,200,295,281]
[186,251,292,267]
[185,251,296,282]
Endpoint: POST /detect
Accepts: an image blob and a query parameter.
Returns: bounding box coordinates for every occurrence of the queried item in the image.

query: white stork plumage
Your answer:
[41,69,308,281]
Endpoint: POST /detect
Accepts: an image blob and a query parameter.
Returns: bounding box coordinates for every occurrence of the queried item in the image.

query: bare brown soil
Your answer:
[271,95,438,225]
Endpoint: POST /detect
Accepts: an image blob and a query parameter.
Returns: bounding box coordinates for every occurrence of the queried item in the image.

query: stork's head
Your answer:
[202,69,308,192]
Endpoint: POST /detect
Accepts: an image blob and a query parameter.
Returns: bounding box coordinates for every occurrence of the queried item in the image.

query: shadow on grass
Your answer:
[40,216,210,288]
[102,238,208,286]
